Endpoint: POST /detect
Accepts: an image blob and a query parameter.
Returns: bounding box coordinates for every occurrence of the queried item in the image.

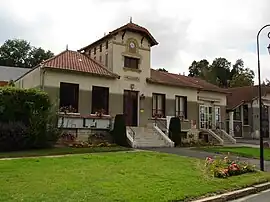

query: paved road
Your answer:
[143,147,270,171]
[230,189,270,201]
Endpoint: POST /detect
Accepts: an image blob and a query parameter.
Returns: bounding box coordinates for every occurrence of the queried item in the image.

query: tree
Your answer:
[262,79,270,86]
[230,69,254,87]
[188,59,209,78]
[188,57,255,88]
[157,68,168,72]
[210,58,231,88]
[0,39,54,68]
[229,60,254,87]
[28,47,54,67]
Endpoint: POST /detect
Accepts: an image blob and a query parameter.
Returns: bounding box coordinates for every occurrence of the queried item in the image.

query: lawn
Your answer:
[199,146,270,160]
[0,146,130,159]
[0,151,269,202]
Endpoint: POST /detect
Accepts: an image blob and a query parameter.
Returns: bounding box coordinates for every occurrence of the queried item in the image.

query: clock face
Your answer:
[130,42,135,49]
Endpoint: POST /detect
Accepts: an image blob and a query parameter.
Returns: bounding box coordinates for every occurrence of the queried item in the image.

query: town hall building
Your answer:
[15,21,236,147]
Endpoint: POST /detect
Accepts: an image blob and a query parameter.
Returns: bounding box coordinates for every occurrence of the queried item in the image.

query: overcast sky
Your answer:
[0,0,270,82]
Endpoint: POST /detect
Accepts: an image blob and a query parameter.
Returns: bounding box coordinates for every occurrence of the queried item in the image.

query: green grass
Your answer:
[198,146,270,160]
[0,146,130,159]
[0,151,269,202]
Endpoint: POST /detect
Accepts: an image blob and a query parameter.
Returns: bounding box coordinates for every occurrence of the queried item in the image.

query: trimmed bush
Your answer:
[168,117,181,146]
[0,87,60,151]
[0,122,28,151]
[112,114,130,147]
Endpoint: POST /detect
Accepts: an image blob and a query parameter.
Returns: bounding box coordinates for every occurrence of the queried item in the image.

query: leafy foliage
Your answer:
[188,58,254,88]
[168,117,181,146]
[157,68,168,72]
[0,87,60,151]
[0,39,54,68]
[262,79,270,86]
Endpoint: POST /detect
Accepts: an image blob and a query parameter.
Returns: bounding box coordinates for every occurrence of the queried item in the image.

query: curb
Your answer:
[192,182,270,202]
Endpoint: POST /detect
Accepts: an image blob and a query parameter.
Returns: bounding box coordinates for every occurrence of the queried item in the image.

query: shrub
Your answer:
[168,117,181,146]
[112,114,130,147]
[0,87,60,151]
[0,122,28,151]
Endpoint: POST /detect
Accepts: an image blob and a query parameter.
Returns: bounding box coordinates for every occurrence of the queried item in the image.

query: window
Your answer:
[59,82,79,113]
[92,86,109,114]
[99,55,102,63]
[152,93,165,118]
[243,104,249,125]
[215,106,221,128]
[106,41,108,49]
[233,107,241,120]
[124,56,139,69]
[100,44,102,52]
[94,47,96,55]
[175,96,187,119]
[105,53,108,67]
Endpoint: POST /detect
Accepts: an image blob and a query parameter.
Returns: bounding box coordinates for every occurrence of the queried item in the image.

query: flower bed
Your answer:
[205,155,256,178]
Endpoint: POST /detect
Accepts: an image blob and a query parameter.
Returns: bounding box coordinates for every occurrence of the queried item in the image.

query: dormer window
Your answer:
[124,56,139,69]
[100,44,102,52]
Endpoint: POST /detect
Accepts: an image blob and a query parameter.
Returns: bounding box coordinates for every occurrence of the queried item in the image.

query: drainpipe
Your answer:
[41,65,46,91]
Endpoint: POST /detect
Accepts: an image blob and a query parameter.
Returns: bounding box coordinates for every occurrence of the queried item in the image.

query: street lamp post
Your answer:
[256,24,270,171]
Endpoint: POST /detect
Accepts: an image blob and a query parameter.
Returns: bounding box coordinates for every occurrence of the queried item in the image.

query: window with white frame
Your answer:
[215,106,221,128]
[152,93,165,118]
[175,96,187,119]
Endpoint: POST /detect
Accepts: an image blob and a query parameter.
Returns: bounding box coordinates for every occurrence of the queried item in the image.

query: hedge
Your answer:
[169,117,182,146]
[112,114,130,147]
[0,87,60,151]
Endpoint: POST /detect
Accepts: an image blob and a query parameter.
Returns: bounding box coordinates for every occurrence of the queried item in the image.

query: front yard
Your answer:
[198,146,270,160]
[0,151,270,202]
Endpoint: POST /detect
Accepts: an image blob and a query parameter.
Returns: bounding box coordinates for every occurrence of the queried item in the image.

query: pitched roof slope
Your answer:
[227,85,270,110]
[42,50,119,78]
[148,69,228,94]
[0,66,31,81]
[79,22,158,51]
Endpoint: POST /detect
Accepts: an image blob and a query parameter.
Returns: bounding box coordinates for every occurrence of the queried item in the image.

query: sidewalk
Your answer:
[143,147,270,171]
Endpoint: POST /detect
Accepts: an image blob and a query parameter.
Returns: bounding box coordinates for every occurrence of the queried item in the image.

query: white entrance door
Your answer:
[200,105,221,129]
[199,105,213,129]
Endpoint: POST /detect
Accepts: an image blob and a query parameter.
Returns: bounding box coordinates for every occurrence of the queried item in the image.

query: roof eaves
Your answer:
[82,54,120,79]
[14,65,40,82]
[78,34,114,52]
[146,78,201,90]
[199,88,231,94]
[43,66,119,79]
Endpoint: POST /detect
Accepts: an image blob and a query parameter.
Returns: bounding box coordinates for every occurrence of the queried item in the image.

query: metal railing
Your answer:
[127,126,135,140]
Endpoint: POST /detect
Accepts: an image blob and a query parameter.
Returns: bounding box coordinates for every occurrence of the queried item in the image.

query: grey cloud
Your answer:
[0,7,54,49]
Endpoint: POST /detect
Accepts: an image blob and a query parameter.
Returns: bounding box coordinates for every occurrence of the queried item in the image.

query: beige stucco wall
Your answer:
[15,67,41,89]
[112,31,151,85]
[44,70,199,100]
[197,91,227,106]
[86,39,114,72]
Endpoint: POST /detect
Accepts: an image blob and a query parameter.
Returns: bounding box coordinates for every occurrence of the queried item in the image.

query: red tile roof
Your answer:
[41,50,119,78]
[0,81,8,86]
[148,69,229,94]
[227,85,270,109]
[78,22,158,52]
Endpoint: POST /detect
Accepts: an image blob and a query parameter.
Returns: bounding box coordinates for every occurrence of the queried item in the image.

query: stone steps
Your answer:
[129,126,169,148]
